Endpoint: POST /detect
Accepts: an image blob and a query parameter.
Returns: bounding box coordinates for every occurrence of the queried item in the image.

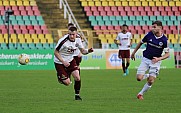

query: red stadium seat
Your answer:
[165,6,171,11]
[100,26,107,30]
[41,25,47,30]
[29,29,35,34]
[158,6,164,11]
[107,11,113,16]
[165,29,172,34]
[111,6,117,11]
[135,26,142,30]
[86,11,92,16]
[107,26,114,30]
[91,6,97,11]
[172,6,178,11]
[93,26,100,30]
[19,6,25,11]
[172,30,178,34]
[145,6,151,11]
[161,11,167,16]
[167,11,174,16]
[131,6,138,11]
[84,6,91,11]
[137,29,144,34]
[138,6,144,11]
[125,6,131,11]
[36,29,42,34]
[15,29,21,34]
[118,6,124,11]
[1,29,7,34]
[114,26,121,30]
[13,10,20,15]
[113,11,119,16]
[100,11,106,16]
[97,6,104,11]
[151,6,158,11]
[25,6,32,11]
[128,26,134,31]
[0,6,5,11]
[33,25,40,30]
[21,10,27,15]
[93,11,100,16]
[32,6,39,11]
[105,6,111,11]
[20,26,27,30]
[147,11,153,16]
[120,11,127,16]
[12,6,18,11]
[134,11,141,16]
[154,11,160,16]
[127,11,133,16]
[27,25,33,30]
[43,30,49,34]
[175,11,180,16]
[13,25,20,30]
[170,26,177,30]
[27,10,34,15]
[179,6,181,11]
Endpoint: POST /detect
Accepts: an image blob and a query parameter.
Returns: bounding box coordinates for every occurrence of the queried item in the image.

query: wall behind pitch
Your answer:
[0,49,175,70]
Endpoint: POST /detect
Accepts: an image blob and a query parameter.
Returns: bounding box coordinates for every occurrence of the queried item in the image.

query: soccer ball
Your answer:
[18,53,30,65]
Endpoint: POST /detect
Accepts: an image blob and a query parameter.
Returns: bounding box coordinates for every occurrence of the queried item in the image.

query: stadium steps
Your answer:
[66,0,92,29]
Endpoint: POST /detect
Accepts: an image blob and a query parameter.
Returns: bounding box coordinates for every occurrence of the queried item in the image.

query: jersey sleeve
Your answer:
[116,33,120,40]
[77,38,84,49]
[163,39,169,53]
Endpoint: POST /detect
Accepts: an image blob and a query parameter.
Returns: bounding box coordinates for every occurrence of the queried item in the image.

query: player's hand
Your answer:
[127,45,130,47]
[62,61,70,67]
[131,53,135,61]
[88,48,94,53]
[152,57,161,64]
[119,43,122,46]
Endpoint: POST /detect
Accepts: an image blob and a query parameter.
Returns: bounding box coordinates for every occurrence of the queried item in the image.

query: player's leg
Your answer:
[137,59,161,100]
[68,59,82,100]
[119,50,126,76]
[54,63,71,86]
[125,50,130,75]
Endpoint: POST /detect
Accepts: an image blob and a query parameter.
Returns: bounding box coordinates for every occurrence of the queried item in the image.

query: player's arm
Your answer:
[131,41,143,60]
[79,48,93,55]
[152,48,170,64]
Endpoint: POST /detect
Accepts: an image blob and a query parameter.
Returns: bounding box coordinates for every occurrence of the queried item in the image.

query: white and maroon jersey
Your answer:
[74,33,82,56]
[116,32,132,50]
[54,34,84,64]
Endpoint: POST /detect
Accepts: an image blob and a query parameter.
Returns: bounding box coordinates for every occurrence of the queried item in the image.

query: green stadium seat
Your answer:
[143,16,149,21]
[115,16,122,21]
[0,20,4,25]
[163,16,170,21]
[110,16,116,21]
[16,43,23,50]
[178,16,181,20]
[9,43,16,50]
[96,16,102,21]
[139,20,146,26]
[21,43,29,49]
[126,21,132,26]
[110,43,118,49]
[146,20,152,25]
[112,21,119,26]
[98,20,104,26]
[29,16,36,21]
[0,43,7,49]
[36,16,43,21]
[29,43,36,49]
[170,16,176,21]
[150,16,156,21]
[31,20,38,25]
[118,20,125,25]
[157,16,163,21]
[122,16,128,21]
[105,20,111,26]
[11,20,18,25]
[23,16,29,21]
[10,16,15,20]
[129,16,135,21]
[89,16,95,21]
[38,20,45,25]
[49,43,54,49]
[136,16,143,21]
[162,21,167,26]
[91,20,97,26]
[16,16,23,21]
[42,43,50,49]
[173,21,178,26]
[103,16,109,21]
[131,43,137,49]
[36,43,43,49]
[18,20,25,25]
[167,21,174,26]
[132,20,139,26]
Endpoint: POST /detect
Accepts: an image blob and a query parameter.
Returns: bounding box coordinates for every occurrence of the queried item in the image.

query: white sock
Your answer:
[138,83,152,95]
[142,74,149,80]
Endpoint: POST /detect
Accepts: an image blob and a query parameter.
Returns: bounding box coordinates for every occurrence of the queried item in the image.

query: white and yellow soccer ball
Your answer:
[18,53,30,65]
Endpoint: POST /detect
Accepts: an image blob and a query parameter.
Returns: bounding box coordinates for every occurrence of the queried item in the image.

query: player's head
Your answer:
[68,23,75,29]
[122,24,128,33]
[151,21,162,34]
[68,26,77,41]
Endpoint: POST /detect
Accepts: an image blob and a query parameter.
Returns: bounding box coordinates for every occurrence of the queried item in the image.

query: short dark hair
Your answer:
[68,23,74,28]
[122,24,128,27]
[152,21,162,26]
[69,26,77,32]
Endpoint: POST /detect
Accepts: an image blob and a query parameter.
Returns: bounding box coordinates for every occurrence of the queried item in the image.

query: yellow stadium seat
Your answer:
[10,34,17,43]
[30,1,37,6]
[33,38,40,43]
[108,1,115,6]
[102,1,108,6]
[162,1,168,6]
[135,1,141,6]
[45,34,53,40]
[88,1,94,6]
[0,35,4,43]
[107,38,114,44]
[24,34,31,39]
[40,38,46,43]
[105,34,112,38]
[19,38,25,43]
[133,0,139,1]
[112,34,117,39]
[142,1,148,6]
[168,34,175,40]
[31,34,38,39]
[26,38,33,43]
[38,34,45,39]
[115,1,121,6]
[98,34,105,39]
[10,1,16,6]
[175,1,181,6]
[81,1,88,6]
[47,38,53,43]
[23,1,30,6]
[169,1,175,6]
[155,1,161,6]
[100,38,107,44]
[175,34,178,39]
[3,1,9,6]
[149,1,155,6]
[0,1,2,6]
[95,1,101,6]
[18,34,23,40]
[129,1,135,6]
[17,1,23,6]
[122,1,128,6]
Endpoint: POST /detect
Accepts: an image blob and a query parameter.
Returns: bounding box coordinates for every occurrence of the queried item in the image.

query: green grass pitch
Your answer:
[0,69,181,113]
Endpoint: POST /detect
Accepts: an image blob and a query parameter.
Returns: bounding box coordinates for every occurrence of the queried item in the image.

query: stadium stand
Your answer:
[80,0,181,51]
[0,0,53,50]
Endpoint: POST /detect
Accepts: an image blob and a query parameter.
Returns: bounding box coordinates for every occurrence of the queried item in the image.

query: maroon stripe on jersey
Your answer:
[56,36,69,51]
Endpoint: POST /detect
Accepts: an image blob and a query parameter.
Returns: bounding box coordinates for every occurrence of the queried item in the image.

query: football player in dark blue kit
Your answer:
[131,21,170,100]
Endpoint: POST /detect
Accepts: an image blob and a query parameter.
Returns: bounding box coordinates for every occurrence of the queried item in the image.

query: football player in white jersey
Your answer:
[114,24,132,76]
[54,26,93,100]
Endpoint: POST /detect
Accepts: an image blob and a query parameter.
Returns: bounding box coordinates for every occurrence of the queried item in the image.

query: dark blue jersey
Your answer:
[141,31,168,60]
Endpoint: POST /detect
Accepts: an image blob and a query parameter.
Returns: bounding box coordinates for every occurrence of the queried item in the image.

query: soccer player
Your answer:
[114,24,132,76]
[54,26,93,100]
[131,21,170,100]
